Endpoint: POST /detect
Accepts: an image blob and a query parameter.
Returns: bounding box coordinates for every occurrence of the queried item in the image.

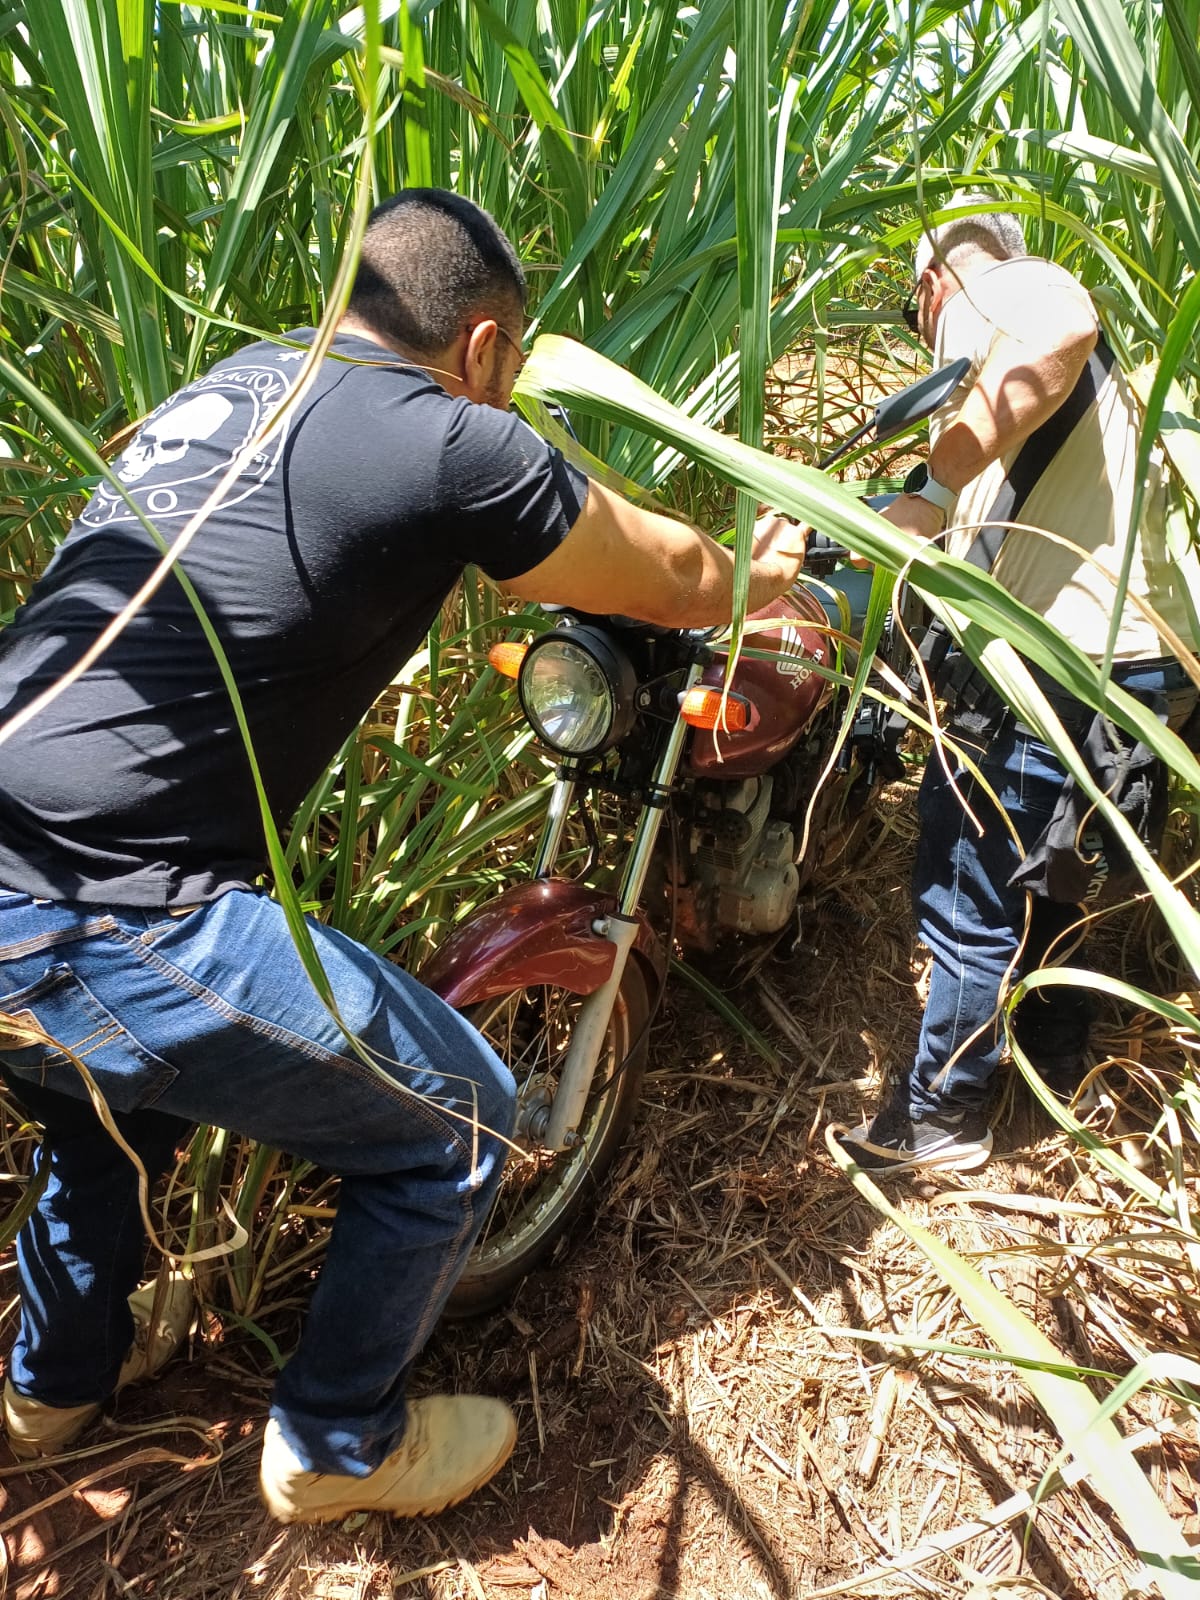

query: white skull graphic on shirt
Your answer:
[116,394,235,484]
[81,361,293,529]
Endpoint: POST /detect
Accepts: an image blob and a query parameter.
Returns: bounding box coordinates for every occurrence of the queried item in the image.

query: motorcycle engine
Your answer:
[690,776,799,936]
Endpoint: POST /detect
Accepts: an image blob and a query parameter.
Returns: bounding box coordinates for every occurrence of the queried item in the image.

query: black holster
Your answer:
[882,618,955,750]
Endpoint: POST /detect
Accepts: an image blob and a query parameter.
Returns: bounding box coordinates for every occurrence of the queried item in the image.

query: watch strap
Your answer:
[911,473,957,516]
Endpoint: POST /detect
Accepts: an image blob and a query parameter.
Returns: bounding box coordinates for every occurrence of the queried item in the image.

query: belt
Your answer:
[946,654,1198,744]
[1027,659,1199,736]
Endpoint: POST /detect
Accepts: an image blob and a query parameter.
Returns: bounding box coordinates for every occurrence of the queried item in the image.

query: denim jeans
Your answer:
[908,657,1193,1118]
[0,887,515,1476]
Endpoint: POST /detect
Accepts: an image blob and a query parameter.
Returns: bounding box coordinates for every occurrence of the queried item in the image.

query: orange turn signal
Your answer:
[488,640,529,678]
[678,687,750,731]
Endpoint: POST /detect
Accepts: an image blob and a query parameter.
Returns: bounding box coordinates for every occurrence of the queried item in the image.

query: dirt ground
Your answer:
[2,781,1198,1600]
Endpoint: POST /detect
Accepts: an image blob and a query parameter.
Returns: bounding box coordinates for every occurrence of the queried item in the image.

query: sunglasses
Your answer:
[494,323,526,375]
[464,320,526,378]
[900,290,920,336]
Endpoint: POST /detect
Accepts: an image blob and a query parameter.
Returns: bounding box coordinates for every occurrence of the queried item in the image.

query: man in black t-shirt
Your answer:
[0,190,805,1521]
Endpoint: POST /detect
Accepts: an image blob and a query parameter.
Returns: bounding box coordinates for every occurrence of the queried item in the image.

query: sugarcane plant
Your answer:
[1,0,1199,1585]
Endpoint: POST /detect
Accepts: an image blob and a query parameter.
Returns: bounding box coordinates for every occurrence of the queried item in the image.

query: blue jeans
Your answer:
[0,888,515,1476]
[908,658,1192,1118]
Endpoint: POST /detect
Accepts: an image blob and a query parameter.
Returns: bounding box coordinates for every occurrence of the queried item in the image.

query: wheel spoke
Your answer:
[454,977,643,1296]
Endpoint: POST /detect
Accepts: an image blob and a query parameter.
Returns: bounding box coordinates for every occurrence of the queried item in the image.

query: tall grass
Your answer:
[1,0,1199,1583]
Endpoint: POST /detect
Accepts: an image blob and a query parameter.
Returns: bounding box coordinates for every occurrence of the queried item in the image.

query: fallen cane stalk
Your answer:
[856,1367,917,1486]
[804,1417,1186,1596]
[0,1445,220,1537]
[827,1128,1200,1598]
[0,1415,220,1477]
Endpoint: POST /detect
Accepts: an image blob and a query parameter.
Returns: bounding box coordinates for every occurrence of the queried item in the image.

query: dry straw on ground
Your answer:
[1,779,1197,1600]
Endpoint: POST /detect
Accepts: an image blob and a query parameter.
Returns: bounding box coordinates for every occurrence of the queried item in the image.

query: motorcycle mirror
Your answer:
[871,357,970,444]
[817,356,970,471]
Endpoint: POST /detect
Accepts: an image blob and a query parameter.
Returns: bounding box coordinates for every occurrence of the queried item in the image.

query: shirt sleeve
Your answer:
[936,258,1097,377]
[431,400,589,581]
[933,286,993,377]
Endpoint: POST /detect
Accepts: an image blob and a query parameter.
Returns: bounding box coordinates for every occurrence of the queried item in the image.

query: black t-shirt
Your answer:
[0,329,586,906]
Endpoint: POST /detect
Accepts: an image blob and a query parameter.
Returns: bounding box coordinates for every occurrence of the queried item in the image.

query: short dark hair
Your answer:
[347,189,526,355]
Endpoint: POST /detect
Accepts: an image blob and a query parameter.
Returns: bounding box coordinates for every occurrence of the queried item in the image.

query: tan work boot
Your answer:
[116,1272,195,1386]
[3,1387,103,1461]
[4,1272,194,1460]
[259,1395,517,1524]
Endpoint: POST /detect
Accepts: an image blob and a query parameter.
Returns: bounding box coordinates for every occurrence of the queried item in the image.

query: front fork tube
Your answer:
[542,664,701,1151]
[533,774,574,880]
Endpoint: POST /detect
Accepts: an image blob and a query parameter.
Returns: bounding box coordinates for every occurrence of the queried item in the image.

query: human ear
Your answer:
[918,268,943,345]
[461,319,501,404]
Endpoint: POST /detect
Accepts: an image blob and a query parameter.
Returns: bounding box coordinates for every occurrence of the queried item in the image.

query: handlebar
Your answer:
[805,531,850,560]
[803,530,851,572]
[802,491,902,573]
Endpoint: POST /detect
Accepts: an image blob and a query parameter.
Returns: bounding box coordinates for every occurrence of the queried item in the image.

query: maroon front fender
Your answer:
[419,880,664,1010]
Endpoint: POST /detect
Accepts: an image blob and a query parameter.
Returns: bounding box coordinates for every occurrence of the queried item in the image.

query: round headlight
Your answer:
[518,626,637,757]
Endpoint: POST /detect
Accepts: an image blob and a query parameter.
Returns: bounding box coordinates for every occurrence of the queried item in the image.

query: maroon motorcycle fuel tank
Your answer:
[687,585,833,778]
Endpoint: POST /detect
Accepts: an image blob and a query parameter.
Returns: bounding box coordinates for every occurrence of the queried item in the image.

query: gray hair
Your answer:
[914,193,1027,282]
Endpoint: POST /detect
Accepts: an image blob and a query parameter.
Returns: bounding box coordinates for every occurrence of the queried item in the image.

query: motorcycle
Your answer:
[422,358,969,1314]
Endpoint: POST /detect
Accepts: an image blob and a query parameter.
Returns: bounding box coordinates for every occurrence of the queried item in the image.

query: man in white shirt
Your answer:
[839,195,1194,1173]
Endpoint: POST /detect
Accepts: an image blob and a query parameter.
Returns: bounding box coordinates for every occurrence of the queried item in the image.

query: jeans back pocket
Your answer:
[0,964,179,1114]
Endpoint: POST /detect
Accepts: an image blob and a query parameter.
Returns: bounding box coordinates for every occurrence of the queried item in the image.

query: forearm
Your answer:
[504,480,801,627]
[746,550,801,615]
[655,523,798,627]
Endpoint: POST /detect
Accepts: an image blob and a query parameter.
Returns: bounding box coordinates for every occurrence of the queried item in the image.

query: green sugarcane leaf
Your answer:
[1017,128,1162,186]
[1050,0,1200,272]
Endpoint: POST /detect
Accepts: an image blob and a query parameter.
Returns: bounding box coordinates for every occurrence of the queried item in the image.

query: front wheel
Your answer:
[446,964,651,1317]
